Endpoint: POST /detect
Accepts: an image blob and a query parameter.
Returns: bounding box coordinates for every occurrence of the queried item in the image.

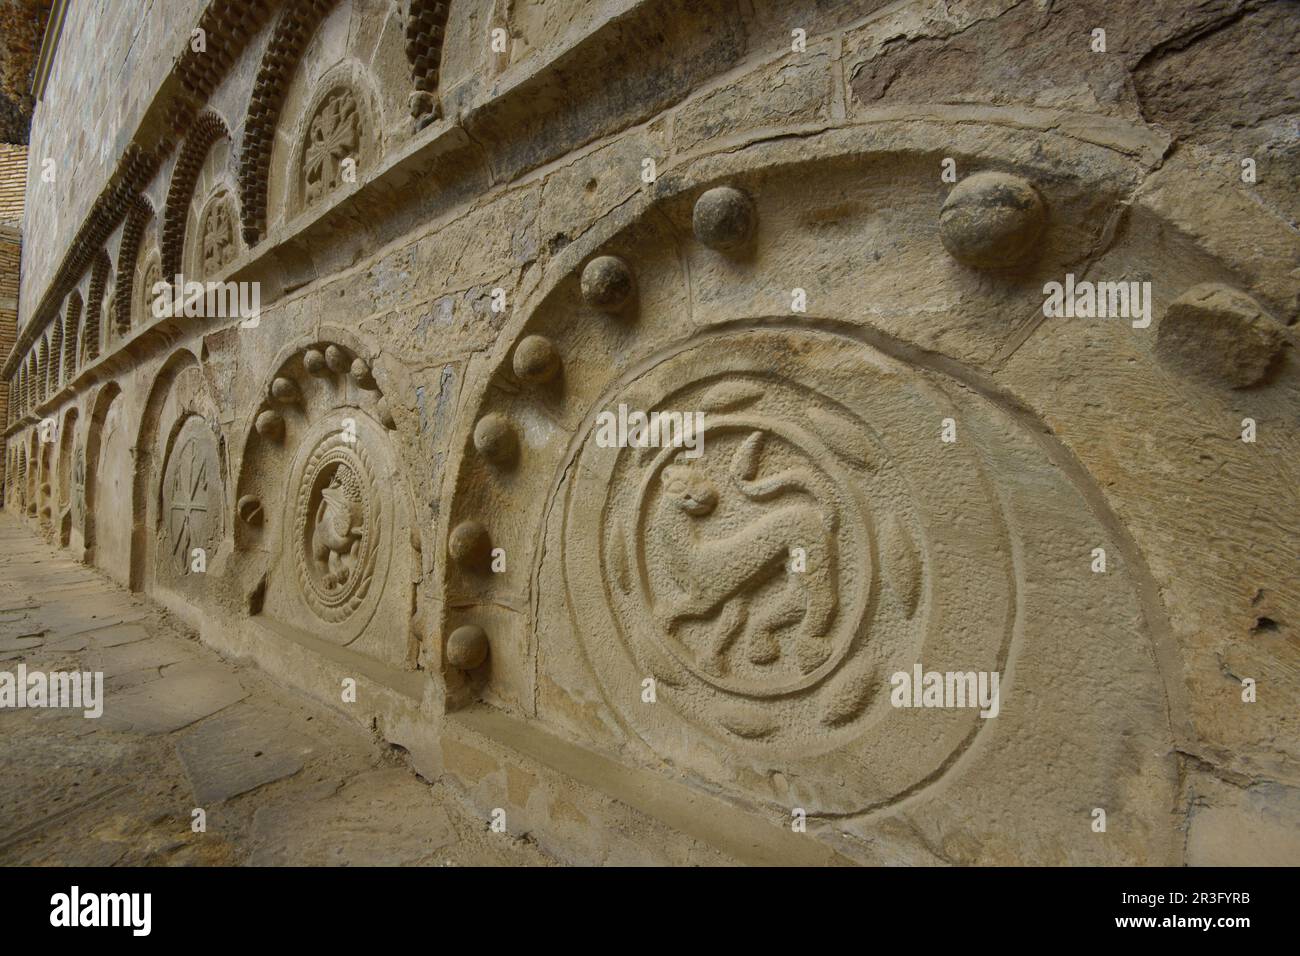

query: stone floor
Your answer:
[0,513,556,866]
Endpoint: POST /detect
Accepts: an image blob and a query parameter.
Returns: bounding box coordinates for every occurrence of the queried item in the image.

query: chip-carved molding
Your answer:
[163,111,234,279]
[115,195,157,337]
[406,0,451,122]
[83,251,112,365]
[62,292,81,383]
[4,0,277,380]
[239,0,340,246]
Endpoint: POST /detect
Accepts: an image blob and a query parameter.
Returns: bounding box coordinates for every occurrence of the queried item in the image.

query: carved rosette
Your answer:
[303,88,362,208]
[293,429,382,624]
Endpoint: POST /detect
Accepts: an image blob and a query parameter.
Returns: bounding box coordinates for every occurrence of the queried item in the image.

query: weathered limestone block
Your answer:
[1156,284,1287,388]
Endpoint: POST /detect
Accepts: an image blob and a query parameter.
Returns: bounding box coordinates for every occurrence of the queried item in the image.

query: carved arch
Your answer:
[49,318,64,396]
[57,405,79,546]
[115,195,156,335]
[16,443,26,511]
[163,110,233,278]
[406,0,452,122]
[84,251,111,363]
[44,334,54,400]
[190,186,241,281]
[287,65,381,218]
[83,381,122,559]
[232,330,419,669]
[131,348,224,595]
[430,134,1243,835]
[239,0,341,246]
[63,292,81,383]
[35,336,48,404]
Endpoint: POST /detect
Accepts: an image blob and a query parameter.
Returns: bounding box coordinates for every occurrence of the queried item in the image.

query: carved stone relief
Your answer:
[198,192,239,279]
[555,329,1008,809]
[159,415,223,583]
[72,442,85,534]
[9,0,1298,868]
[137,255,163,327]
[303,88,362,209]
[236,341,417,671]
[294,429,381,623]
[446,312,1181,843]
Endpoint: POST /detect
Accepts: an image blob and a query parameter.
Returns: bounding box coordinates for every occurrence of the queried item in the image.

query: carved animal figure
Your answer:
[652,431,839,675]
[312,470,362,590]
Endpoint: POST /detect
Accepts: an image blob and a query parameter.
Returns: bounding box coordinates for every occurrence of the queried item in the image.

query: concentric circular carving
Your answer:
[160,415,222,581]
[558,328,1016,814]
[293,430,382,624]
[628,418,871,696]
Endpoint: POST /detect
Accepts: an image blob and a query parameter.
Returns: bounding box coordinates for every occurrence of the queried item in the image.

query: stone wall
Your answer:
[2,0,1297,865]
[0,143,25,507]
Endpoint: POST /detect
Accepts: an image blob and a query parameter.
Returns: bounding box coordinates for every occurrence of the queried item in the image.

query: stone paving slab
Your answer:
[99,660,247,734]
[249,769,458,866]
[177,703,317,805]
[91,622,152,647]
[0,514,556,867]
[84,637,195,679]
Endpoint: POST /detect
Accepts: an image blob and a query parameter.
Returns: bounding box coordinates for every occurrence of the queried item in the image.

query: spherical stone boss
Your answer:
[939,172,1046,269]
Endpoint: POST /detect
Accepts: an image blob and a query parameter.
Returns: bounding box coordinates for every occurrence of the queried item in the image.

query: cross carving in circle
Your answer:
[169,437,210,575]
[304,91,360,206]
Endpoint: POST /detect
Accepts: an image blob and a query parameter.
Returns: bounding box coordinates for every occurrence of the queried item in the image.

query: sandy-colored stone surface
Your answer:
[1,0,1296,866]
[0,515,555,866]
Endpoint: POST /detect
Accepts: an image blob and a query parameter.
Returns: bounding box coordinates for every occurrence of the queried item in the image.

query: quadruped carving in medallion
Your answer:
[235,339,418,670]
[294,429,381,624]
[452,315,1136,817]
[620,384,867,694]
[558,331,982,780]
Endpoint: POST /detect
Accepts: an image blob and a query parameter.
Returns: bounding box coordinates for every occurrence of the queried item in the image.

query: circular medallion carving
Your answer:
[630,418,871,696]
[293,430,382,624]
[160,415,222,581]
[559,328,1016,814]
